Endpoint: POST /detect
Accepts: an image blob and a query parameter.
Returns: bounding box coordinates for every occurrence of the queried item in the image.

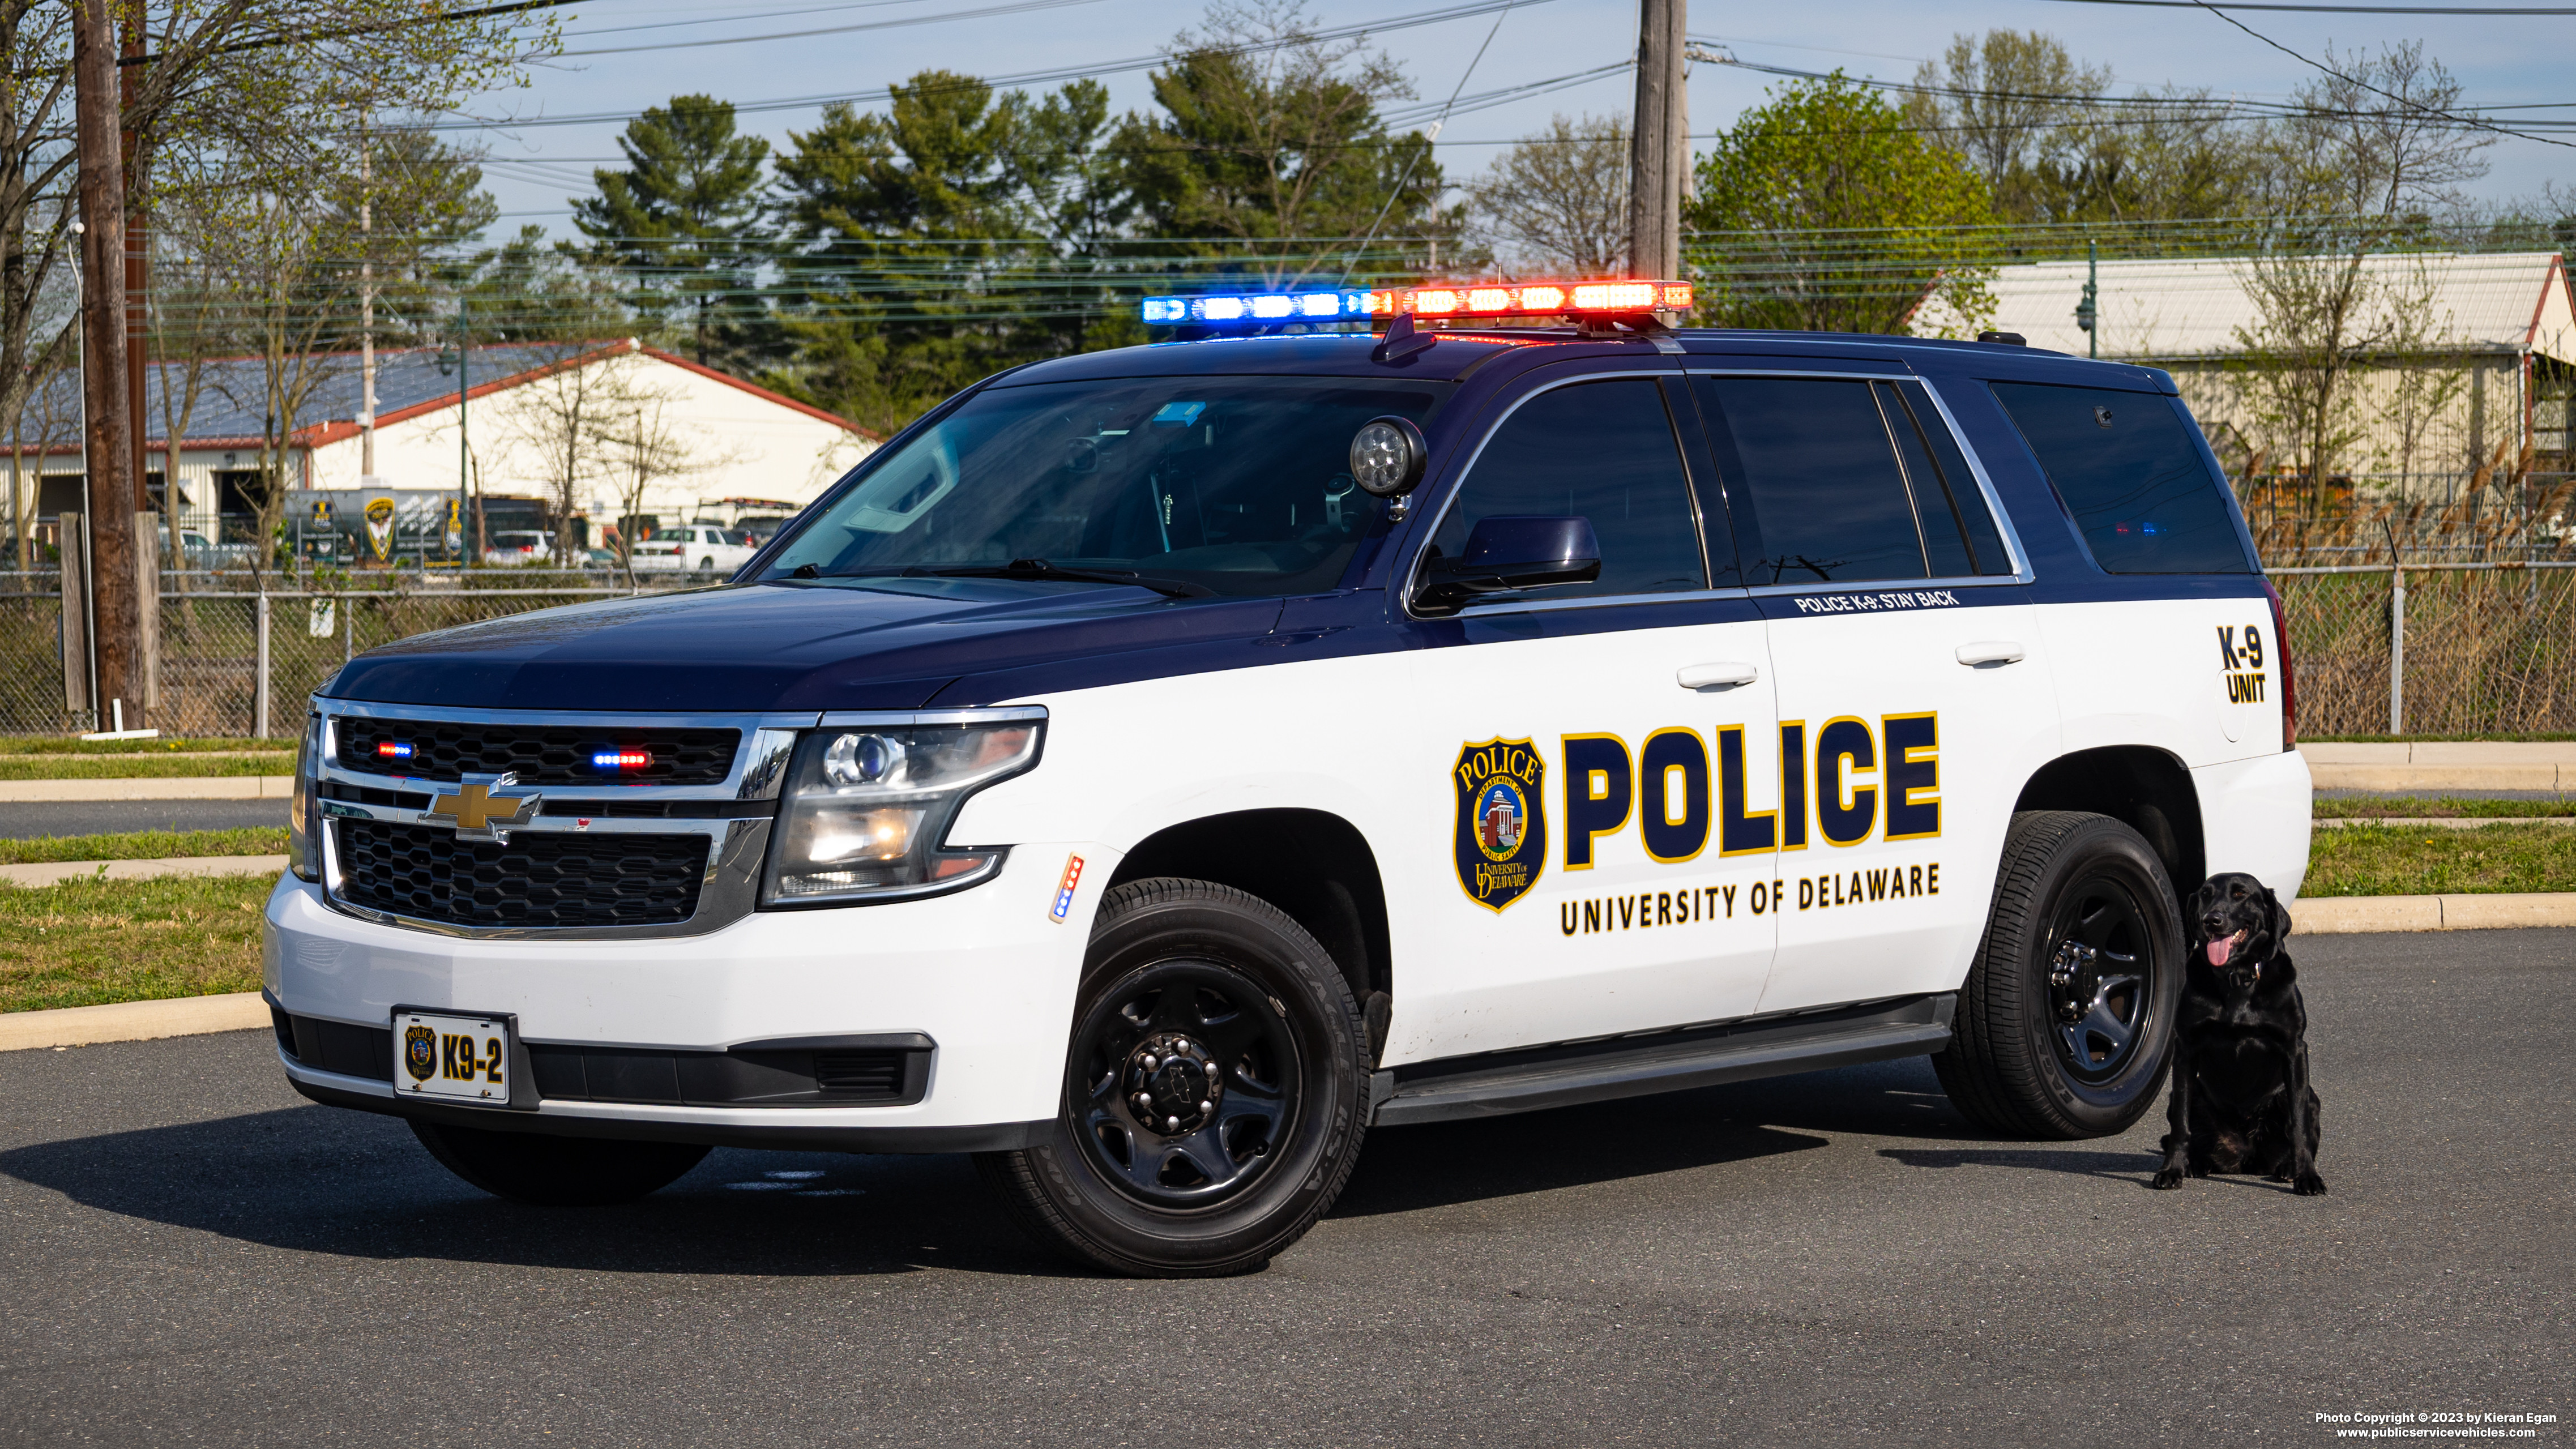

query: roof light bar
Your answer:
[1140,289,1372,326]
[1139,279,1693,328]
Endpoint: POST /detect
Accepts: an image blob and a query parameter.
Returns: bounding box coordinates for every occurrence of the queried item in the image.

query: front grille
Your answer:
[334,819,708,929]
[527,1042,932,1106]
[336,717,740,786]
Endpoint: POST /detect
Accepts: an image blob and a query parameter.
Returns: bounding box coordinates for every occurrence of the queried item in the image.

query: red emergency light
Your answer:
[1362,279,1693,320]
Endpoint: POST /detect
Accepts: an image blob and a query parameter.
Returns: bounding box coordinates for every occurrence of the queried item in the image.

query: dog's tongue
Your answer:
[2205,939,2234,966]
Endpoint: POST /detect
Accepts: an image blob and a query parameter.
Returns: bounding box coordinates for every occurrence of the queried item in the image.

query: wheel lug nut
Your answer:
[1198,1100,1212,1114]
[1164,1117,1179,1132]
[1142,1054,1158,1070]
[1133,1092,1152,1110]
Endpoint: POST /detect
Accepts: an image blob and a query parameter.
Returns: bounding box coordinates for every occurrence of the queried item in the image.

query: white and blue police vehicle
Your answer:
[265,279,2311,1276]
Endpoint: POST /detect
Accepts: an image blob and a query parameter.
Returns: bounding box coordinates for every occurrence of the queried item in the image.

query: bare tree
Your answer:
[1904,30,2109,220]
[0,2,76,517]
[2231,42,2493,506]
[596,384,735,589]
[491,346,640,566]
[1466,114,1627,275]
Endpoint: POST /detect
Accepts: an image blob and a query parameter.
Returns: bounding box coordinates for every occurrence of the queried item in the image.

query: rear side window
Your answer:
[1693,376,1993,586]
[1434,377,1707,600]
[1990,382,2249,574]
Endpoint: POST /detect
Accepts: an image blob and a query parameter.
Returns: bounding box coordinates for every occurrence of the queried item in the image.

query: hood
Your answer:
[323,579,1288,712]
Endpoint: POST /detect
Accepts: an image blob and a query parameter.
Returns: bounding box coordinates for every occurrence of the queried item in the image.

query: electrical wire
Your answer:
[552,0,1117,58]
[2179,0,2576,148]
[417,0,1563,132]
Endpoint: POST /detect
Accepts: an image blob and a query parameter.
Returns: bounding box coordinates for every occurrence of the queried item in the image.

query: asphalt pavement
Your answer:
[2,930,2568,1447]
[0,799,289,839]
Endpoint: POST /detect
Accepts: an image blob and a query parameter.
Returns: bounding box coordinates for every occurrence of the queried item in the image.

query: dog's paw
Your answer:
[2293,1172,2328,1196]
[2151,1166,2186,1190]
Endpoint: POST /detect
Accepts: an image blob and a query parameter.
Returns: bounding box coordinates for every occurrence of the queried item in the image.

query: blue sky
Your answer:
[463,0,2574,236]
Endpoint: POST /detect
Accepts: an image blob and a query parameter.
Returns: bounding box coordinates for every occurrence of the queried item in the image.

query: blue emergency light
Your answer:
[1140,289,1375,326]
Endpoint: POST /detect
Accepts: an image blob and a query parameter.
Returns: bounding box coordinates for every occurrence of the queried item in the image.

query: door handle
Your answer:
[1955,640,2027,667]
[1677,661,1760,690]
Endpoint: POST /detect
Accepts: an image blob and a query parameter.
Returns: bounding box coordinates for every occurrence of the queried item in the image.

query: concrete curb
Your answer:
[0,854,288,887]
[0,991,268,1052]
[2307,764,2566,792]
[2294,892,2576,933]
[2315,816,2576,829]
[0,776,294,802]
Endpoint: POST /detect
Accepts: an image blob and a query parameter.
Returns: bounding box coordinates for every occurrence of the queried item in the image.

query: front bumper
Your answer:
[262,843,1108,1150]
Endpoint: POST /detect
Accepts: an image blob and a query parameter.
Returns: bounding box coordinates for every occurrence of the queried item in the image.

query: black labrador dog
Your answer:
[2153,873,2326,1195]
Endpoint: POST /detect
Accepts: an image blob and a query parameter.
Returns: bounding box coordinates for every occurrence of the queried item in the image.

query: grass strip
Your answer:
[2314,795,2576,819]
[0,828,290,865]
[0,873,270,1013]
[0,737,295,755]
[0,754,294,780]
[2305,823,2576,898]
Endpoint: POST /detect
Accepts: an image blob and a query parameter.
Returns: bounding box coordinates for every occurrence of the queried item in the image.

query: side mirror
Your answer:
[1413,515,1601,615]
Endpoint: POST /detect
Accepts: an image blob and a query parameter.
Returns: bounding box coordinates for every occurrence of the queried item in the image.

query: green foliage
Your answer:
[1114,16,1459,285]
[766,72,1120,433]
[2306,822,2576,897]
[0,830,291,865]
[1688,74,1997,334]
[573,95,776,370]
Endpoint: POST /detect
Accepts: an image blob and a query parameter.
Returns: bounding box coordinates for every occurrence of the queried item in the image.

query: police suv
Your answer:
[266,280,2310,1276]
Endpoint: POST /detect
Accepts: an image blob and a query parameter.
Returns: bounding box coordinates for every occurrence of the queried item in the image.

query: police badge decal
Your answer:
[403,1023,437,1083]
[1453,738,1546,912]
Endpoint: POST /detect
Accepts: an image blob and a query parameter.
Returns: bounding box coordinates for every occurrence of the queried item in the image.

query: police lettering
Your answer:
[1564,713,1938,870]
[1795,861,1940,911]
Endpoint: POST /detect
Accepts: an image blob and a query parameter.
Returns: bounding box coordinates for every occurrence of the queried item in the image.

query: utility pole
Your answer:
[120,4,148,515]
[359,108,376,477]
[1625,0,1687,279]
[73,0,140,729]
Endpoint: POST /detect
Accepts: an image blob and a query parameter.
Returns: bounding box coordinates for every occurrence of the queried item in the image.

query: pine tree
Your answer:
[571,95,771,369]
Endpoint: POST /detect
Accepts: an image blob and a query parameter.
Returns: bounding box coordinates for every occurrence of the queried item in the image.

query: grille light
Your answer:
[375,741,413,759]
[592,749,651,770]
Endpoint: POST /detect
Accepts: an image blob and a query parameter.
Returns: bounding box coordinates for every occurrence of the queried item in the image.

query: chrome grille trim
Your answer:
[312,699,819,941]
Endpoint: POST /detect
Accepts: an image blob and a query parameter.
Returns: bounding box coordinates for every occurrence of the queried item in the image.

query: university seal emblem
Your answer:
[1453,738,1546,912]
[403,1023,437,1083]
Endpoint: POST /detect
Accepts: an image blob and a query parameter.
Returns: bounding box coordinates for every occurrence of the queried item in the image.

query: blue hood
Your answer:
[323,581,1293,712]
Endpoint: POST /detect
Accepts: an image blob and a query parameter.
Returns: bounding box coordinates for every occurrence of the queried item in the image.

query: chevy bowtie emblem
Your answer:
[422,772,542,843]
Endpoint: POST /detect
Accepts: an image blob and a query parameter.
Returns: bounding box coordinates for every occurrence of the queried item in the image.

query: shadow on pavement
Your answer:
[1877,1146,2160,1186]
[3,1052,2012,1271]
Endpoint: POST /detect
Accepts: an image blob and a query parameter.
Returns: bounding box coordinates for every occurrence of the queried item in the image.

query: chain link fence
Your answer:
[0,572,699,738]
[2273,563,2576,736]
[5,566,2575,740]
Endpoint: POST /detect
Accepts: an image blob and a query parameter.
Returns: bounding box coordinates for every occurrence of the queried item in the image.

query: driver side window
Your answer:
[1431,377,1707,602]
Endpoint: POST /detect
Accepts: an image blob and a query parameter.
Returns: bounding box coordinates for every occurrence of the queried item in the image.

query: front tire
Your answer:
[411,1121,710,1206]
[977,878,1369,1277]
[1936,811,2182,1139]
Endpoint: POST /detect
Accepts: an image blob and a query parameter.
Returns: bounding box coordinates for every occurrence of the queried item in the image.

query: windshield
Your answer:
[761,376,1453,597]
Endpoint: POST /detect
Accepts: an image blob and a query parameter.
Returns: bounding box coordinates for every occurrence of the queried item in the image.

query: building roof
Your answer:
[1919,250,2575,364]
[14,339,873,450]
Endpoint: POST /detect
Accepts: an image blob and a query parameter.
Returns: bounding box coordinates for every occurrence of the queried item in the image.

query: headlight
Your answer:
[761,713,1044,906]
[287,709,322,882]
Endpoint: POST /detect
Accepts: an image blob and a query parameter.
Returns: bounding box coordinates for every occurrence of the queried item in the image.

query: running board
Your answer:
[1371,993,1955,1128]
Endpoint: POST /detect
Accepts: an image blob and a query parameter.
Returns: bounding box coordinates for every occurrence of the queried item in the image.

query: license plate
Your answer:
[394,1009,512,1105]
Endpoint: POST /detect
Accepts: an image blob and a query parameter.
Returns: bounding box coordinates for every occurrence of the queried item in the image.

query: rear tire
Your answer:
[976,877,1368,1277]
[1935,810,2182,1139]
[410,1121,710,1206]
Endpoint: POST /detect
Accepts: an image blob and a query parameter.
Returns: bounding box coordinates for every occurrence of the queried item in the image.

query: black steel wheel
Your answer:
[977,877,1368,1277]
[410,1120,709,1206]
[1936,811,2181,1139]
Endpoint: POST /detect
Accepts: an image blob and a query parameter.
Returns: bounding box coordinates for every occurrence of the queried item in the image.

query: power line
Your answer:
[2039,0,2576,12]
[415,0,1563,132]
[552,0,1117,58]
[2178,0,2576,148]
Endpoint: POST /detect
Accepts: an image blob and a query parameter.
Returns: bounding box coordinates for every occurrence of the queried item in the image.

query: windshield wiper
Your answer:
[903,559,1214,599]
